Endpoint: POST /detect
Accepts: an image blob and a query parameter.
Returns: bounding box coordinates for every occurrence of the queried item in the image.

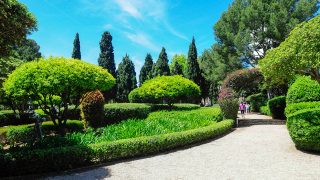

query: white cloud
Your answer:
[125,32,159,52]
[103,24,113,30]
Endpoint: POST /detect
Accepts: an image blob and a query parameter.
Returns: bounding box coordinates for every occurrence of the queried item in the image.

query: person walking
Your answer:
[239,102,245,116]
[246,103,251,114]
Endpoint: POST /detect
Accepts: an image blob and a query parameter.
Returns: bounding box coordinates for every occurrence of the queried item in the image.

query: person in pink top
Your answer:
[239,102,245,115]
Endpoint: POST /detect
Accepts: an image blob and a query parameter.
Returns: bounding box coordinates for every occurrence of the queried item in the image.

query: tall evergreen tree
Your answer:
[98,31,116,77]
[117,55,137,102]
[186,37,201,85]
[152,47,170,77]
[139,53,153,85]
[172,61,183,76]
[72,33,81,60]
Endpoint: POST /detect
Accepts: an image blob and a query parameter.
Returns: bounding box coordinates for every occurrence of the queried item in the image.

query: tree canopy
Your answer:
[259,14,320,84]
[139,53,153,85]
[152,47,170,77]
[170,54,187,76]
[0,0,37,57]
[172,61,183,76]
[186,37,201,85]
[98,31,116,77]
[13,39,41,61]
[72,33,81,60]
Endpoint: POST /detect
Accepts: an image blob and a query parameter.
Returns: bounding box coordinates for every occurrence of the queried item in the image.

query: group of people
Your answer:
[239,102,251,114]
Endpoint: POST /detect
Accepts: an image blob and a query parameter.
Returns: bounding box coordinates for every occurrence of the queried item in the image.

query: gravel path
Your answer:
[48,117,320,180]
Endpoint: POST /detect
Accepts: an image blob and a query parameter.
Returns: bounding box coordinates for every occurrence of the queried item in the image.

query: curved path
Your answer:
[48,114,320,180]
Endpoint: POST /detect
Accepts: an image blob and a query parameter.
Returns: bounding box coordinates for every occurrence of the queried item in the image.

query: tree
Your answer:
[169,54,187,76]
[214,0,319,67]
[117,55,137,102]
[129,75,200,107]
[259,14,320,84]
[172,61,183,75]
[72,33,81,60]
[3,57,115,129]
[139,53,153,85]
[186,37,201,84]
[152,47,170,77]
[0,0,37,57]
[13,39,41,61]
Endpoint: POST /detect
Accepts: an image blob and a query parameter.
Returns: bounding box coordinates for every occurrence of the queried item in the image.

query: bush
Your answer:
[286,76,320,105]
[285,101,320,116]
[268,96,286,119]
[6,126,35,146]
[0,119,233,176]
[150,103,199,111]
[218,88,238,120]
[259,106,271,116]
[104,103,151,124]
[129,75,200,107]
[246,93,268,112]
[80,90,105,128]
[287,108,320,152]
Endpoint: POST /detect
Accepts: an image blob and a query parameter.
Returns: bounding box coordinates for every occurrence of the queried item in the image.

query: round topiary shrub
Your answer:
[80,90,105,128]
[128,75,200,107]
[218,88,238,121]
[246,93,267,112]
[286,76,320,105]
[287,108,320,152]
[268,96,286,119]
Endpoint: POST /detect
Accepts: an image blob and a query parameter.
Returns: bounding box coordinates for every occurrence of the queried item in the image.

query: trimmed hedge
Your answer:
[259,106,271,116]
[81,90,105,128]
[268,96,286,119]
[246,93,267,112]
[104,103,151,124]
[287,108,320,152]
[0,119,233,176]
[285,101,320,116]
[150,103,200,111]
[286,76,320,105]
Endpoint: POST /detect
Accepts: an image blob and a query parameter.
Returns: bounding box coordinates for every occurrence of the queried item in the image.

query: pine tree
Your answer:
[152,47,170,77]
[172,61,183,75]
[139,53,153,85]
[187,37,201,85]
[72,33,81,60]
[116,55,137,102]
[98,31,116,77]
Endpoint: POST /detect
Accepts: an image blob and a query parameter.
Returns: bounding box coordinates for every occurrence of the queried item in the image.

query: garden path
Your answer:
[48,114,320,180]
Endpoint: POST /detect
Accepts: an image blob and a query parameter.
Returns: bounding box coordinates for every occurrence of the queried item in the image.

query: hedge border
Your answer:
[1,119,234,177]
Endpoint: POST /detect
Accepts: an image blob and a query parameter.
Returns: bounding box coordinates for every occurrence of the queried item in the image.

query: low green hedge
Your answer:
[259,106,271,116]
[268,96,286,119]
[150,103,200,111]
[0,119,233,176]
[104,103,151,124]
[287,108,320,152]
[285,101,320,116]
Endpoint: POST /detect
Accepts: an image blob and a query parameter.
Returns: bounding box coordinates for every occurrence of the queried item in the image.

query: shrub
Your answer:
[6,126,35,146]
[150,103,199,111]
[286,76,320,105]
[0,119,233,176]
[80,90,105,128]
[268,96,286,119]
[287,108,320,152]
[218,88,238,120]
[259,106,271,116]
[104,103,151,124]
[129,75,200,107]
[285,101,320,116]
[3,57,115,128]
[246,93,268,112]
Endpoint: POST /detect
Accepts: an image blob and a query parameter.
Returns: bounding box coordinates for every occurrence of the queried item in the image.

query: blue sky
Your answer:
[21,0,233,74]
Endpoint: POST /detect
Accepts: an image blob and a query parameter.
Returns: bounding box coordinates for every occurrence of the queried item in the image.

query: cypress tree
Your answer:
[116,55,137,102]
[152,47,170,77]
[139,53,153,85]
[187,37,201,85]
[98,31,116,77]
[72,33,81,60]
[172,61,183,75]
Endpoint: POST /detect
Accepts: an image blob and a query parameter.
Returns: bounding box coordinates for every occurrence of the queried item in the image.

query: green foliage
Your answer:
[80,90,105,128]
[0,119,233,176]
[129,75,201,106]
[171,61,183,76]
[72,33,81,60]
[268,96,286,119]
[13,38,41,61]
[285,101,320,116]
[150,103,200,112]
[6,126,34,146]
[222,68,263,97]
[287,108,320,152]
[186,38,201,85]
[215,0,318,67]
[116,55,137,102]
[152,47,170,77]
[260,14,320,84]
[3,57,115,127]
[139,54,153,85]
[0,0,37,57]
[104,103,151,124]
[259,106,271,116]
[246,93,268,112]
[218,88,238,120]
[0,109,47,126]
[98,31,116,77]
[170,54,187,76]
[286,76,320,105]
